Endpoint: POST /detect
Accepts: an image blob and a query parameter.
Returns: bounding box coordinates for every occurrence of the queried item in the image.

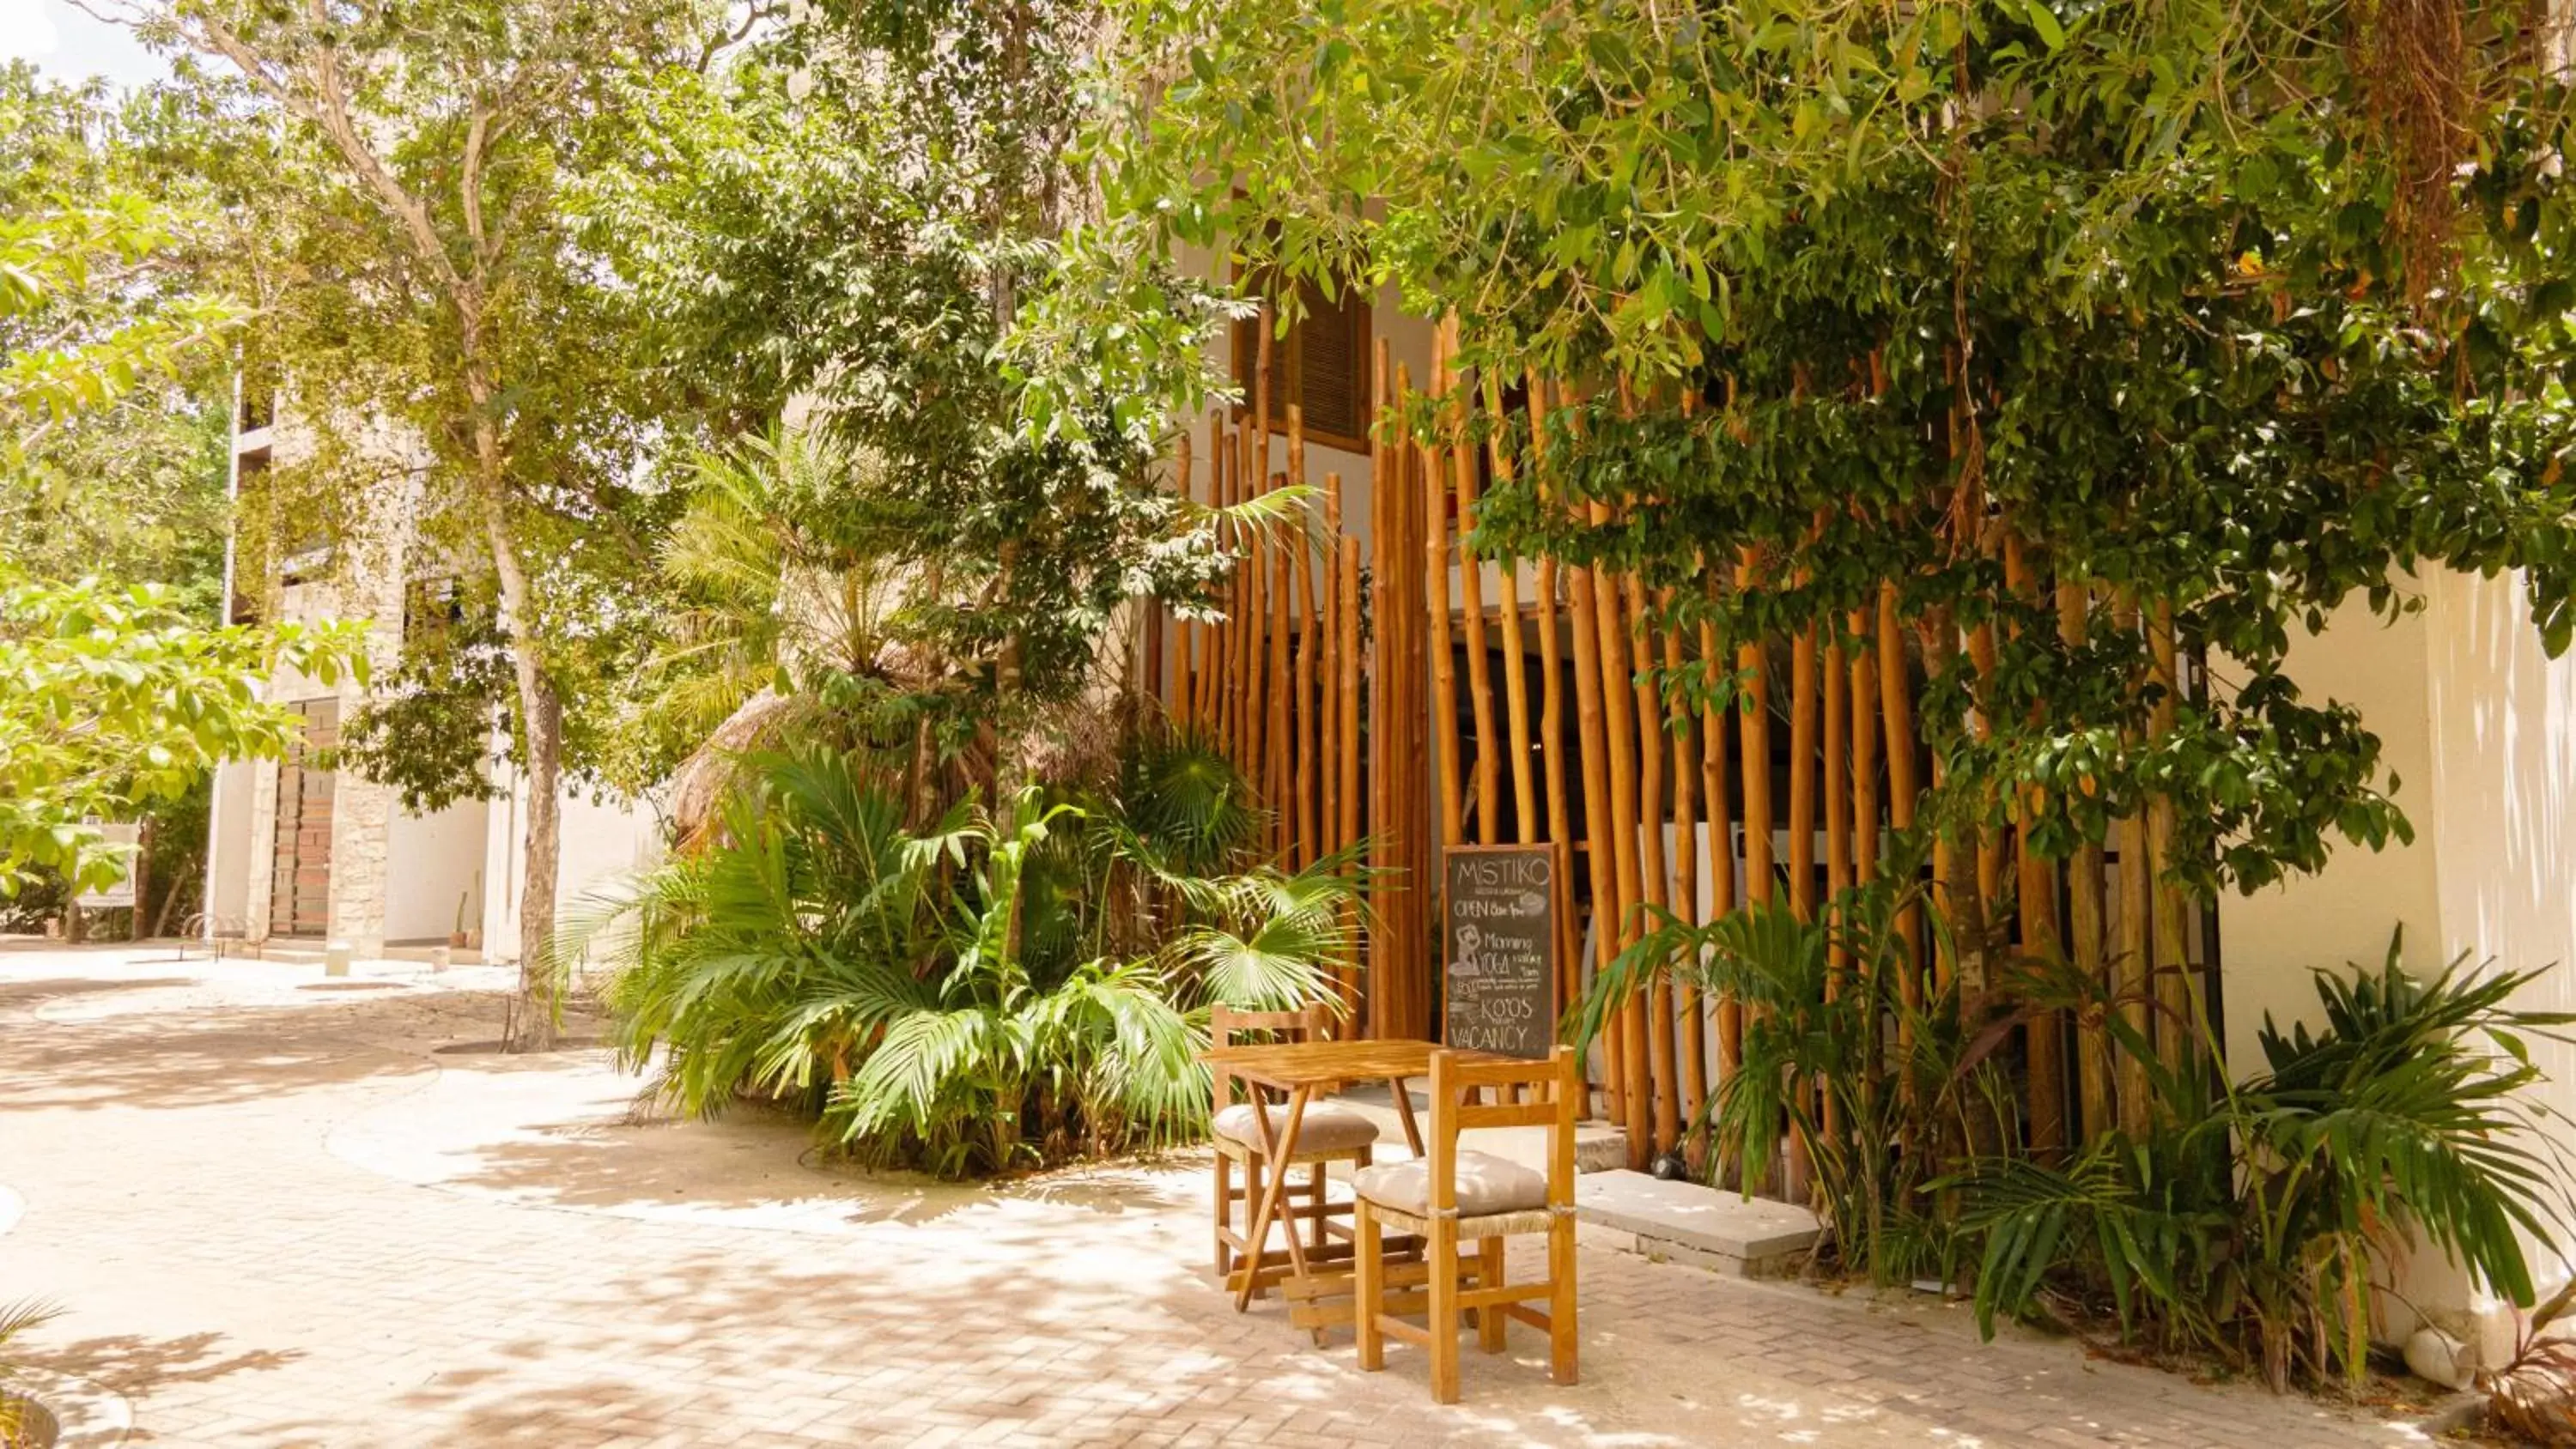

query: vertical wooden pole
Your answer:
[1370,355,1412,1040]
[1234,422,1258,781]
[1787,623,1818,920]
[1626,577,1677,1156]
[1321,469,1343,849]
[1821,629,1849,1139]
[1172,429,1195,723]
[1215,420,1236,749]
[1269,468,1294,858]
[1662,606,1708,1123]
[1449,343,1501,846]
[1484,374,1539,846]
[1736,555,1774,911]
[2059,579,2109,1142]
[1849,610,1880,894]
[1426,465,1463,852]
[1370,350,1437,1040]
[1564,476,1628,1133]
[1291,409,1318,870]
[1824,637,1850,928]
[1426,336,1463,856]
[2112,592,2153,1133]
[1878,582,1921,1010]
[2005,535,2065,1155]
[1968,618,2005,915]
[2148,600,2190,1075]
[1338,528,1364,1018]
[1593,548,1649,1164]
[1699,611,1738,1088]
[1527,378,1578,1022]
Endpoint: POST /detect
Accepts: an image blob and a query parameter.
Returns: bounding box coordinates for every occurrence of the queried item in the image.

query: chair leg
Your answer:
[1478,1237,1508,1353]
[1428,1218,1461,1404]
[1212,1151,1233,1278]
[1308,1163,1331,1252]
[1547,1212,1578,1385]
[1354,1203,1385,1372]
[1236,1152,1266,1302]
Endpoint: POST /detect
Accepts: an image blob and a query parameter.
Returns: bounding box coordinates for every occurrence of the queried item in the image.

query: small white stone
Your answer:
[2405,1325,2473,1390]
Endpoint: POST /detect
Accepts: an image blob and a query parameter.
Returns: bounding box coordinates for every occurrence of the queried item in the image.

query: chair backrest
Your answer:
[1210,1003,1329,1109]
[1426,1046,1579,1214]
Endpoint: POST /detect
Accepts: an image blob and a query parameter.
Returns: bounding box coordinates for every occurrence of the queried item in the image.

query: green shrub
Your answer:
[1958,934,2576,1390]
[572,736,1358,1175]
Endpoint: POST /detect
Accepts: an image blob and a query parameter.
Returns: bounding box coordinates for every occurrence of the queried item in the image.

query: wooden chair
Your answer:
[1351,1046,1578,1404]
[1210,1003,1381,1297]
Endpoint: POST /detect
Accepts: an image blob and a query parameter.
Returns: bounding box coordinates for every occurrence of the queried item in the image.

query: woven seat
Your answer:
[1352,1151,1545,1219]
[1215,1101,1381,1155]
[1354,1046,1579,1404]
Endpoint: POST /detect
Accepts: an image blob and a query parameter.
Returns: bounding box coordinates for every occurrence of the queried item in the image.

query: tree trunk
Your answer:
[472,415,562,1052]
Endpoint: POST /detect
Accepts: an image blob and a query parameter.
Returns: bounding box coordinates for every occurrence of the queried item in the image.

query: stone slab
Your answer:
[1575,1168,1821,1275]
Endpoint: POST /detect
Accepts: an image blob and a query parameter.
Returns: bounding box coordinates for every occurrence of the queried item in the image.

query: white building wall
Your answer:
[479,770,661,967]
[2221,569,2576,1357]
[204,759,258,937]
[2216,597,2446,1066]
[2423,567,2576,1303]
[384,799,490,943]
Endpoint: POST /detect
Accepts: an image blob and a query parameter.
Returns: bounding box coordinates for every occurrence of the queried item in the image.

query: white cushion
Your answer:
[1212,1101,1380,1154]
[1352,1150,1549,1218]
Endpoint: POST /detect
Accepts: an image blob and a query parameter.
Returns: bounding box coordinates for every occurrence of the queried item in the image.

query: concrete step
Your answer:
[1573,1168,1821,1277]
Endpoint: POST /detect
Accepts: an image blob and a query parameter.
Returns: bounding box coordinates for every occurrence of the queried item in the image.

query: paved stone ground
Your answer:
[0,944,2440,1447]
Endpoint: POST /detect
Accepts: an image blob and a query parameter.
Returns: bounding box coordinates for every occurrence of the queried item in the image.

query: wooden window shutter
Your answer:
[1231,271,1374,453]
[1294,278,1371,450]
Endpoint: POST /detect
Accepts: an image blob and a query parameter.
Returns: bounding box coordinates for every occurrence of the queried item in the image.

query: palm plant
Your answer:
[578,746,972,1118]
[1958,933,2576,1390]
[575,735,1361,1176]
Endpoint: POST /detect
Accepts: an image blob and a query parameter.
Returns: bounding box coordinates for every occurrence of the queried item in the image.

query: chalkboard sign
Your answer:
[1443,843,1562,1059]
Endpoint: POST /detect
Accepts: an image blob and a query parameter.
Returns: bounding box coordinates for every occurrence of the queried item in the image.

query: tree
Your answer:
[1,64,234,621]
[582,3,1245,808]
[106,0,725,1045]
[1108,0,2576,906]
[2,130,363,898]
[0,576,362,897]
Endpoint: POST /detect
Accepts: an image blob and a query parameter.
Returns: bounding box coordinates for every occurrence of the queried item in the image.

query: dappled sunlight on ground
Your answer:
[0,944,2432,1446]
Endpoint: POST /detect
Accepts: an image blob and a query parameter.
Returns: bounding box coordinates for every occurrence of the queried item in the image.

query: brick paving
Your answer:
[0,945,2429,1446]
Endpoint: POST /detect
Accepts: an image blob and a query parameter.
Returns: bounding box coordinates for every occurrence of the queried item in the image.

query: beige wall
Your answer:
[2221,568,2576,1353]
[2215,597,2445,1067]
[2423,567,2576,1303]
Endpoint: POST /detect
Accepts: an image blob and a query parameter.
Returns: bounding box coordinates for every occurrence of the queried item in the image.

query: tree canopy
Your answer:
[584,0,1244,789]
[1108,0,2576,894]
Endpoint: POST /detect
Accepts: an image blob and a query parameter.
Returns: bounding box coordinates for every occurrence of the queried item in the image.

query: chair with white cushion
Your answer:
[1210,1003,1380,1297]
[1352,1046,1578,1404]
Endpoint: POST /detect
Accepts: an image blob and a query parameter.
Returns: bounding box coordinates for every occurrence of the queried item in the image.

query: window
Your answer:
[1231,276,1374,452]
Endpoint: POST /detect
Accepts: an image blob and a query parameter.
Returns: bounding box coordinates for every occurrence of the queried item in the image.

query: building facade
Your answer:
[199,401,659,964]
